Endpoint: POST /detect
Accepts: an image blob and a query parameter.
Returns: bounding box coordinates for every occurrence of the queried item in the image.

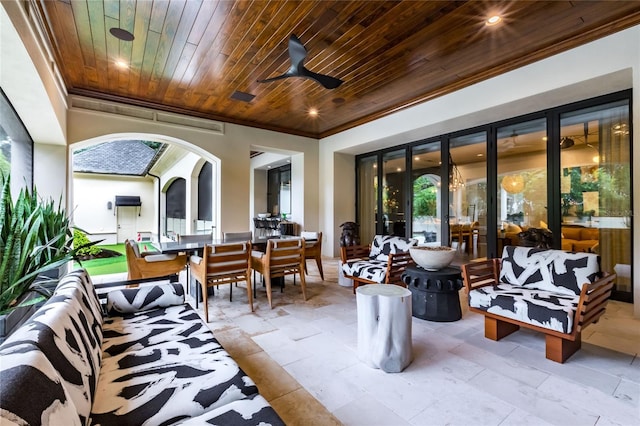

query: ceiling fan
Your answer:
[500,130,538,150]
[257,34,343,89]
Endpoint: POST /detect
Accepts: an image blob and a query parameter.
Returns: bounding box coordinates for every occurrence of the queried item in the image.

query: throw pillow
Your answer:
[106,283,185,315]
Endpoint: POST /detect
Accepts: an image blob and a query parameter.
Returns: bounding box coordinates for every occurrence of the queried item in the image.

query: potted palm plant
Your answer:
[0,174,85,342]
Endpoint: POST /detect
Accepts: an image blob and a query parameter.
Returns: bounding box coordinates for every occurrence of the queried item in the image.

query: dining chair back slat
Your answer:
[190,242,253,321]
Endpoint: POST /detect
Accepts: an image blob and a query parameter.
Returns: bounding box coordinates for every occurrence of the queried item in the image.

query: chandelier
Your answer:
[449,155,464,191]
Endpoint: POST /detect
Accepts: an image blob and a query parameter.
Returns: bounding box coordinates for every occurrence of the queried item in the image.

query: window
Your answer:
[0,88,33,191]
[165,178,186,238]
[196,162,213,233]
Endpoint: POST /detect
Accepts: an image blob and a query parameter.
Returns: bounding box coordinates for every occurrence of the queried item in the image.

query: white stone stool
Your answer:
[356,284,412,373]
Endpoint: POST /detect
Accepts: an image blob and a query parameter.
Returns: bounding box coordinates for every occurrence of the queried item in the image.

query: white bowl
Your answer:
[409,246,456,270]
[257,213,271,218]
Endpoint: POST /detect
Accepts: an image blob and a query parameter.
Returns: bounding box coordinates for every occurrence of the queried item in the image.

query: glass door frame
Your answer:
[355,89,632,301]
[553,92,633,302]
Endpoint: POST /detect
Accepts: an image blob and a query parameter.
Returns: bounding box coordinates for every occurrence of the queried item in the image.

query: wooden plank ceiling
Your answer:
[37,1,640,139]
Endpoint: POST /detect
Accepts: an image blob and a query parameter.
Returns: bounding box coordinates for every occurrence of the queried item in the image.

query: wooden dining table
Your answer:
[151,235,312,304]
[151,234,308,255]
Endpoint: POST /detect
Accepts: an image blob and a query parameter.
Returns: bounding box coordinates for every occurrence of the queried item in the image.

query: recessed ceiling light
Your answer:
[477,153,483,157]
[109,27,134,41]
[414,156,420,161]
[486,15,502,26]
[396,167,401,172]
[542,136,548,141]
[308,107,318,117]
[115,60,129,69]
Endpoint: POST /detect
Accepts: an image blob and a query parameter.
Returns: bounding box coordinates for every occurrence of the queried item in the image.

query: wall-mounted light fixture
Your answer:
[107,201,113,210]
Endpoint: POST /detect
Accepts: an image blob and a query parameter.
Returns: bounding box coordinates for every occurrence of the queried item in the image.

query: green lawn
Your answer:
[74,243,128,276]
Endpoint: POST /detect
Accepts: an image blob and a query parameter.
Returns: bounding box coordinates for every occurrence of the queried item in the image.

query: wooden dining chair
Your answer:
[300,231,324,280]
[223,231,253,242]
[124,239,187,281]
[176,233,213,295]
[251,238,306,309]
[460,221,480,254]
[449,223,462,249]
[189,242,253,321]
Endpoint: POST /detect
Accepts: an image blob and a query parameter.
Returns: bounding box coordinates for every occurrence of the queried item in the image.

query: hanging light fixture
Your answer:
[449,154,464,191]
[501,174,525,194]
[560,137,575,149]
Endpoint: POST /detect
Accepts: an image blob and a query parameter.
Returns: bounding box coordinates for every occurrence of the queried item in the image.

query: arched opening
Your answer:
[70,133,220,246]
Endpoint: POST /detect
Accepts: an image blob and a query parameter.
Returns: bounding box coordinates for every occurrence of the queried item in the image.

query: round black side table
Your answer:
[401,265,463,322]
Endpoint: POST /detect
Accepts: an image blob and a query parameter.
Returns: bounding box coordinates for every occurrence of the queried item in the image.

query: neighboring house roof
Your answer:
[73,140,164,176]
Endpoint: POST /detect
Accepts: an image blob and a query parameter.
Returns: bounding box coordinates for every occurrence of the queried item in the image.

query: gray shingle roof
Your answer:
[73,140,163,175]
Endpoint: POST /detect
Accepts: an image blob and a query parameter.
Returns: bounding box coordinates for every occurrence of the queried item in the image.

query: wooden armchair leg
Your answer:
[485,317,519,340]
[201,281,209,323]
[315,256,324,280]
[546,334,581,363]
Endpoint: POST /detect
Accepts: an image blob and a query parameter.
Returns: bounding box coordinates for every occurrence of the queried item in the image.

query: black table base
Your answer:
[402,266,463,322]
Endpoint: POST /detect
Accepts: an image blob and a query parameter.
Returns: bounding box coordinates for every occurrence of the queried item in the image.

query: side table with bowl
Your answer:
[403,246,463,322]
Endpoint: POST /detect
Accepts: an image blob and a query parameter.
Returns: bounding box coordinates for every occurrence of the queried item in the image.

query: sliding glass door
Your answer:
[449,132,487,259]
[354,91,632,301]
[411,142,442,244]
[560,100,632,301]
[496,118,548,253]
[382,150,407,237]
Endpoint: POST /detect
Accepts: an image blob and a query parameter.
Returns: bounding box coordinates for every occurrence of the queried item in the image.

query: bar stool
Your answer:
[254,218,267,237]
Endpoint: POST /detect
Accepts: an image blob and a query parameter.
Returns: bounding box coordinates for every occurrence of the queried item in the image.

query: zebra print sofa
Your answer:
[461,246,616,363]
[0,269,283,426]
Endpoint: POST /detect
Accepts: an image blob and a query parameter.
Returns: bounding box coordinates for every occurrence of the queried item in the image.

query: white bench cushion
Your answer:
[341,259,388,283]
[469,283,578,333]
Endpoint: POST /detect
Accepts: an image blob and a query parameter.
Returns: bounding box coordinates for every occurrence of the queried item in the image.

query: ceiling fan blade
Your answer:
[300,67,343,89]
[257,33,343,89]
[257,73,291,84]
[288,34,308,68]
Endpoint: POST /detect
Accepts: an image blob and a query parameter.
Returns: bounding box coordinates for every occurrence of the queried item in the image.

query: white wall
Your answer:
[72,174,155,243]
[252,169,268,227]
[325,152,356,255]
[33,143,67,202]
[0,3,66,145]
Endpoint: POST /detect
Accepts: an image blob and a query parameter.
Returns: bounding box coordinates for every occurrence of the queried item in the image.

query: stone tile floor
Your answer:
[95,259,640,426]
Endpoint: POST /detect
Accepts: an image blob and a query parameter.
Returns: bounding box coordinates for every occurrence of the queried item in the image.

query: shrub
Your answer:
[73,229,102,256]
